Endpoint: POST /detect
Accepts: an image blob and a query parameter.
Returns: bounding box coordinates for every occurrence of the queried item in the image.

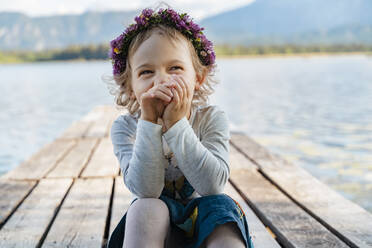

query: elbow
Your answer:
[121,160,165,199]
[199,177,228,196]
[136,189,163,199]
[200,183,225,196]
[125,175,164,199]
[199,163,229,196]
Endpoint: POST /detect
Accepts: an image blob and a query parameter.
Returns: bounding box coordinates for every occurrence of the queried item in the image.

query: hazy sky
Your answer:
[0,0,255,20]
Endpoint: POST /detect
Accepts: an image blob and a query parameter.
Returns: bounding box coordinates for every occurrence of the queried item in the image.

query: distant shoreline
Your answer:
[217,51,372,59]
[2,42,372,64]
[1,51,371,65]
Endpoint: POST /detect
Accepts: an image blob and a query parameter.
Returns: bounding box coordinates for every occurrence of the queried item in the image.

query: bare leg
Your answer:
[204,222,246,248]
[123,198,171,248]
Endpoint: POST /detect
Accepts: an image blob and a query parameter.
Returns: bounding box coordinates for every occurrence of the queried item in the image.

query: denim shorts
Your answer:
[107,192,255,248]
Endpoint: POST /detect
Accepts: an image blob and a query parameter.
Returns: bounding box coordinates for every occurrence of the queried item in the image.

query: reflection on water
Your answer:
[0,60,113,175]
[0,55,371,213]
[211,55,372,213]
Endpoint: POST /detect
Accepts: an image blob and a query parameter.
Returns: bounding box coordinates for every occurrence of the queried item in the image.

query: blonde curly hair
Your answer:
[103,24,219,118]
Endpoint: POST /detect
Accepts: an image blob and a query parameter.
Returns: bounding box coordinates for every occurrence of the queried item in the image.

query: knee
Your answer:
[204,222,245,247]
[127,198,170,226]
[123,198,171,247]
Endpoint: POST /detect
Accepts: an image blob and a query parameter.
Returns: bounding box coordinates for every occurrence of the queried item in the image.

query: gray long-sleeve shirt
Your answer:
[110,104,231,202]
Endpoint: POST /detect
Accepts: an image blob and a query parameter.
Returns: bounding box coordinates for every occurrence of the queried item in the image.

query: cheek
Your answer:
[186,72,198,89]
[132,80,152,96]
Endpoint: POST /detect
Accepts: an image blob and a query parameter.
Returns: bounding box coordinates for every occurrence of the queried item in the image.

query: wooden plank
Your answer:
[105,105,123,122]
[57,105,120,140]
[224,182,281,248]
[0,178,72,247]
[58,119,92,140]
[42,178,113,247]
[58,105,109,140]
[109,177,133,234]
[231,132,372,248]
[229,145,348,248]
[81,138,120,178]
[226,143,280,247]
[107,114,123,139]
[2,140,76,180]
[0,180,37,227]
[46,138,99,178]
[84,106,113,138]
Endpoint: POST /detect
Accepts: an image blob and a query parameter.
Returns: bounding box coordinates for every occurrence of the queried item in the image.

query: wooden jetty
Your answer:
[1,104,372,248]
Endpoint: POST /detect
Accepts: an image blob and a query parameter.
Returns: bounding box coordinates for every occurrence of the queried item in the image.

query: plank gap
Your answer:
[256,167,356,248]
[230,140,262,169]
[36,178,76,248]
[82,122,95,138]
[42,141,79,179]
[228,178,288,248]
[102,177,116,248]
[77,138,102,178]
[0,180,39,230]
[231,138,355,247]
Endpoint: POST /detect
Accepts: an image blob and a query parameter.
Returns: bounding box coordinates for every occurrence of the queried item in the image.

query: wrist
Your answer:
[164,119,177,131]
[140,115,157,124]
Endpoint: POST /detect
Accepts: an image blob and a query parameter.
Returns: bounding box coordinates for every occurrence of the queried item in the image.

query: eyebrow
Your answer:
[135,59,185,72]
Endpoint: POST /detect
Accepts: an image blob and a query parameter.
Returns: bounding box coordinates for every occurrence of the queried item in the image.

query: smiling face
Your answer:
[128,28,203,115]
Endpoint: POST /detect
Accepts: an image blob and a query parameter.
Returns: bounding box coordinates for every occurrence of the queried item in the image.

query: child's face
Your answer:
[129,31,200,106]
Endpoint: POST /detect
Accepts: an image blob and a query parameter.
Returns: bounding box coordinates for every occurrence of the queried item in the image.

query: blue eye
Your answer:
[171,66,183,70]
[139,70,153,76]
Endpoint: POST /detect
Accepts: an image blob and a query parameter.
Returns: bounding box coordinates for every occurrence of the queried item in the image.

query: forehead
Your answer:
[130,31,192,67]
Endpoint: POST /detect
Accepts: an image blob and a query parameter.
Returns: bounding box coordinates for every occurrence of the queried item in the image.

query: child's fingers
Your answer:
[171,87,180,105]
[173,75,187,101]
[176,76,189,100]
[151,90,172,103]
[171,78,183,101]
[141,91,152,101]
[157,84,174,98]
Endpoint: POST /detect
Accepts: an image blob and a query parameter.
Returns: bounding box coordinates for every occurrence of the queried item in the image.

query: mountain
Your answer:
[0,11,137,51]
[200,0,372,45]
[1,0,372,51]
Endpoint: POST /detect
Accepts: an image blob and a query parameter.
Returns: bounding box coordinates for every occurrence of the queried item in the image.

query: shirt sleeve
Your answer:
[163,107,231,196]
[110,115,167,198]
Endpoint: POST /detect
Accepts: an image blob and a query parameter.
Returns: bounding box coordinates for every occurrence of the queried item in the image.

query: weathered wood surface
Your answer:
[46,138,99,178]
[2,140,76,180]
[1,104,371,248]
[58,118,92,140]
[231,133,372,248]
[58,105,120,140]
[109,177,133,234]
[84,105,120,138]
[229,145,348,248]
[42,178,113,247]
[0,179,72,247]
[0,179,36,227]
[81,138,120,178]
[224,182,281,248]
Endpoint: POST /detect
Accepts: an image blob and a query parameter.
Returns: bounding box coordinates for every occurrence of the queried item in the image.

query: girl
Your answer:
[106,6,255,248]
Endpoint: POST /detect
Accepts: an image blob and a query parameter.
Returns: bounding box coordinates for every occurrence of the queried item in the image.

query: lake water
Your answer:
[1,55,371,213]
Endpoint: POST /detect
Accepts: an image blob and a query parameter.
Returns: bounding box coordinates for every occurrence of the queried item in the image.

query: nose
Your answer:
[153,72,171,86]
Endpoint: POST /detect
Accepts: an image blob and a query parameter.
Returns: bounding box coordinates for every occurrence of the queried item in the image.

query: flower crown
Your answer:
[109,8,216,76]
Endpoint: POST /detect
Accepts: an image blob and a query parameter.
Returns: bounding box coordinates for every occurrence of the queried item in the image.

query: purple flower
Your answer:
[125,24,138,34]
[108,49,113,59]
[135,16,146,25]
[142,8,154,17]
[182,14,191,22]
[179,20,188,29]
[110,7,216,76]
[114,59,125,75]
